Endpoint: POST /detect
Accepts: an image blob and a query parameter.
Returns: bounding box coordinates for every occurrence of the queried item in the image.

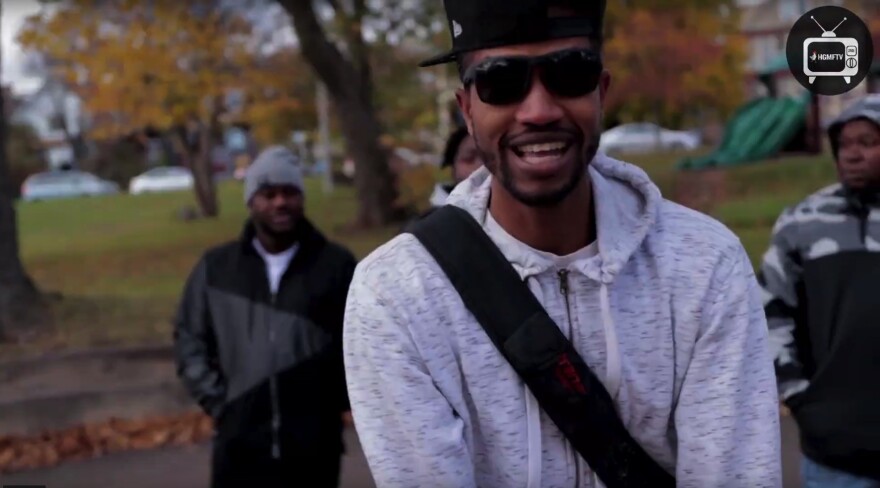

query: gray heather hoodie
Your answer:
[343,153,782,488]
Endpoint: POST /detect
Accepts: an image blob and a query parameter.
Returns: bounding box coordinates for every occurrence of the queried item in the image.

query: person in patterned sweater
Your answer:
[758,94,880,487]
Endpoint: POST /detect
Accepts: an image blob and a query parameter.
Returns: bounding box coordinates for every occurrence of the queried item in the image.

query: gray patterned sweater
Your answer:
[343,154,782,487]
[758,182,880,480]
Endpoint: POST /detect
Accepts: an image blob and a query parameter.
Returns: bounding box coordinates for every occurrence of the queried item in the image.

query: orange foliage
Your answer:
[603,5,747,125]
[17,0,310,144]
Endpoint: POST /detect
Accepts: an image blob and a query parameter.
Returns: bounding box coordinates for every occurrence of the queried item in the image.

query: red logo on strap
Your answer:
[554,353,587,394]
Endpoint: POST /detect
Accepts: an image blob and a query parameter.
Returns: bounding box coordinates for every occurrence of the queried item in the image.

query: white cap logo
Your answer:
[453,20,463,38]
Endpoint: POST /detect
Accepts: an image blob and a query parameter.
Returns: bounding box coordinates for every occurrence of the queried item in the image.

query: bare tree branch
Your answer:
[277,0,355,99]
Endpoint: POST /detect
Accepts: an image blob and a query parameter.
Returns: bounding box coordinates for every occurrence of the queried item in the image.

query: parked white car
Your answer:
[21,170,120,202]
[599,123,700,154]
[129,166,194,195]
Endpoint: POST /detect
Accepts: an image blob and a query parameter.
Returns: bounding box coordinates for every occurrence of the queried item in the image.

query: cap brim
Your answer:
[418,50,460,68]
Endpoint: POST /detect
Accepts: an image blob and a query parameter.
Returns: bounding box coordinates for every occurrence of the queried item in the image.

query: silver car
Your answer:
[599,122,701,154]
[129,166,194,195]
[20,170,121,202]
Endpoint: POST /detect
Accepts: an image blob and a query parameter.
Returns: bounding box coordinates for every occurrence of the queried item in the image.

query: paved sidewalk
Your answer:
[2,428,375,488]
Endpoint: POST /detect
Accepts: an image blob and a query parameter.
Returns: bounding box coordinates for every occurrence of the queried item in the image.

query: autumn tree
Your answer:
[603,1,746,128]
[274,0,445,227]
[19,0,303,218]
[240,49,318,147]
[275,0,397,227]
[367,42,442,146]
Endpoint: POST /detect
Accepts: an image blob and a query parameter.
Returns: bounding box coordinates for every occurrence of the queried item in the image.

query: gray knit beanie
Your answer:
[828,94,880,159]
[244,145,304,204]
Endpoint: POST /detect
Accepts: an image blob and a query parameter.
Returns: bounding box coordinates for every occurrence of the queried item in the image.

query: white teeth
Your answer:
[518,142,567,154]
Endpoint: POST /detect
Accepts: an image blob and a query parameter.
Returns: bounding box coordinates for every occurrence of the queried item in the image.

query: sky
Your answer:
[2,0,44,96]
[0,0,300,97]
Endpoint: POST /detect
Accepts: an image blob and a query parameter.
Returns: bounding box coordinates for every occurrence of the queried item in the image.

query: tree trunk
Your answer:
[192,123,219,218]
[338,89,402,227]
[174,117,219,219]
[279,0,402,227]
[0,79,50,342]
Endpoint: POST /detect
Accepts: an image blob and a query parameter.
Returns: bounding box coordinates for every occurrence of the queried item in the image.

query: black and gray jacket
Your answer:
[757,183,880,480]
[173,218,357,459]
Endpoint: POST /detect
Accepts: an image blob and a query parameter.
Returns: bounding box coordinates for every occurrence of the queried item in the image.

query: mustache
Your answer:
[499,126,582,148]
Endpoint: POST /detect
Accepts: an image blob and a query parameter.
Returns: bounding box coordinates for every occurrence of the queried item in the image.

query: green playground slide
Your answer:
[677,93,810,170]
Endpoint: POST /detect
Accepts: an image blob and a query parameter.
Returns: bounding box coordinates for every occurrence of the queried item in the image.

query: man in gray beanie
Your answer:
[758,94,880,487]
[243,145,305,206]
[174,144,358,488]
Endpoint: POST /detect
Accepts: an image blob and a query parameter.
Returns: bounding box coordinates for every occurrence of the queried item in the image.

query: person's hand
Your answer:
[780,403,791,417]
[342,410,354,428]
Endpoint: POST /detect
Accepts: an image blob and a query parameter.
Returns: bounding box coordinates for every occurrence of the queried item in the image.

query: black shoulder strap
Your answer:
[408,205,675,488]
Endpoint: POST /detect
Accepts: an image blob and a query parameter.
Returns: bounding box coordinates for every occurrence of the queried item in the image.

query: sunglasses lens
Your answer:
[473,58,531,105]
[541,50,603,98]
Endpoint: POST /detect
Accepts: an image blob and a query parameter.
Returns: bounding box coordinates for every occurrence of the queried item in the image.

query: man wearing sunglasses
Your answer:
[342,1,782,487]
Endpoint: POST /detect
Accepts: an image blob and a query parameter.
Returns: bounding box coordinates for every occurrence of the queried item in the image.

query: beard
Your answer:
[253,210,302,242]
[474,129,601,208]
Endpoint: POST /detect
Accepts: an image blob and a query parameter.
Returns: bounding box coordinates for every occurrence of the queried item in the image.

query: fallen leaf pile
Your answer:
[0,410,213,474]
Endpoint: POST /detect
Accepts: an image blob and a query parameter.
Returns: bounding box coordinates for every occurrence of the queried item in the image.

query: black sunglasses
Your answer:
[461,48,603,106]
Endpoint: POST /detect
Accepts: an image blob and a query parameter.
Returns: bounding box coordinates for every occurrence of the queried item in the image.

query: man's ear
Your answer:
[455,87,475,136]
[598,70,611,104]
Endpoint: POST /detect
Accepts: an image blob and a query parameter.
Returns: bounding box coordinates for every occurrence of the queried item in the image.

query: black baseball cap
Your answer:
[419,0,607,68]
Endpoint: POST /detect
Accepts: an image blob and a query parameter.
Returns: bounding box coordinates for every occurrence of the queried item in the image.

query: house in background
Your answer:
[740,0,877,129]
[10,78,86,170]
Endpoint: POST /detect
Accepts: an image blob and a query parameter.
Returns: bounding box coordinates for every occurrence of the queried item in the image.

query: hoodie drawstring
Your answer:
[591,281,622,488]
[599,282,622,400]
[523,275,623,488]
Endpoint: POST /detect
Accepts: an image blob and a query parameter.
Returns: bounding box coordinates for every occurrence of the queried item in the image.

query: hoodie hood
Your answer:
[828,94,880,159]
[429,182,455,208]
[445,152,662,284]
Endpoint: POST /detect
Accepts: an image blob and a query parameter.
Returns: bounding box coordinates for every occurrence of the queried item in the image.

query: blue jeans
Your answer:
[802,456,880,488]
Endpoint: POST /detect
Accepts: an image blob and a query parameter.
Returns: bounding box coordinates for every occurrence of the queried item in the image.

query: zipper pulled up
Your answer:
[269,293,281,460]
[557,269,581,487]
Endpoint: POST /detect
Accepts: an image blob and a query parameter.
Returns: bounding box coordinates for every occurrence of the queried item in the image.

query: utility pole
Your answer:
[315,81,333,193]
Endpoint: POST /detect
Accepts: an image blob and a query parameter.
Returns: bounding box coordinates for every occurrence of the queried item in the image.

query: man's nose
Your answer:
[271,194,290,207]
[515,75,564,126]
[839,147,864,166]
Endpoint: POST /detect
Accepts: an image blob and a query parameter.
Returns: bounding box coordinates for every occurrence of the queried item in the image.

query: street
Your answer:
[3,416,803,488]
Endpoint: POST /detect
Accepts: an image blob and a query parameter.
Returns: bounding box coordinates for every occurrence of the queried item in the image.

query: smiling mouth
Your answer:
[511,141,573,166]
[271,213,293,224]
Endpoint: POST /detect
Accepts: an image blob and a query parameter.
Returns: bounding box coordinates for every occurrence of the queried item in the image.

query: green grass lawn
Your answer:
[4,150,840,357]
[624,150,838,266]
[5,179,397,357]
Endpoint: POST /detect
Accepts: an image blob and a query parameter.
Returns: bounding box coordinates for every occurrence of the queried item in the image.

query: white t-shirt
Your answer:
[484,211,598,266]
[252,238,299,295]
